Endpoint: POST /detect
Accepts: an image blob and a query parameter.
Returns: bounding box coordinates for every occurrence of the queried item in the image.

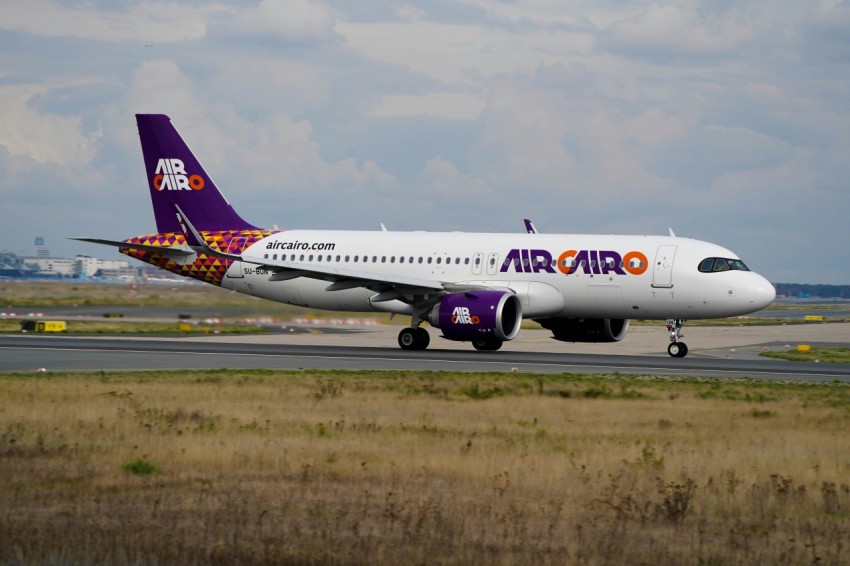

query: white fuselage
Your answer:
[220,230,775,321]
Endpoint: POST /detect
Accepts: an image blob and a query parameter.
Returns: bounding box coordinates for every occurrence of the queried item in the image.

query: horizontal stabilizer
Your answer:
[71,237,194,258]
[70,237,197,266]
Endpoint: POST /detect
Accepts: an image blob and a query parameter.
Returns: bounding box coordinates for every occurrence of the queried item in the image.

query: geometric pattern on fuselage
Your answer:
[122,230,276,285]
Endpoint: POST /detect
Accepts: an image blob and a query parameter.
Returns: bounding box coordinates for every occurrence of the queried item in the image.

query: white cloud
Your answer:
[226,0,335,41]
[419,156,490,197]
[600,4,754,57]
[711,148,814,199]
[0,1,215,43]
[367,92,486,120]
[470,80,577,192]
[121,59,396,201]
[337,21,593,85]
[0,83,99,166]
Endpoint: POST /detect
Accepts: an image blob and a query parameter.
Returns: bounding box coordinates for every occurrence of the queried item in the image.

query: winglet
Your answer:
[524,219,538,234]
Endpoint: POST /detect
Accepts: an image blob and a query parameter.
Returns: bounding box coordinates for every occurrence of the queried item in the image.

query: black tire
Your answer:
[398,328,417,350]
[668,342,688,358]
[472,338,503,351]
[415,327,430,350]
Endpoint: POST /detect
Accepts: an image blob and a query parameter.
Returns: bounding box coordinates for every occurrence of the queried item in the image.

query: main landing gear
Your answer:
[666,319,688,358]
[472,338,503,351]
[398,327,430,351]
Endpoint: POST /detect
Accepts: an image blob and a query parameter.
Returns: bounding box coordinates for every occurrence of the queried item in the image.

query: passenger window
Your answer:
[474,257,481,265]
[427,258,432,264]
[418,257,423,264]
[264,254,269,259]
[300,254,305,261]
[465,258,470,265]
[399,257,405,263]
[390,256,395,263]
[354,255,359,262]
[436,257,442,264]
[335,255,341,262]
[272,254,276,260]
[309,255,314,262]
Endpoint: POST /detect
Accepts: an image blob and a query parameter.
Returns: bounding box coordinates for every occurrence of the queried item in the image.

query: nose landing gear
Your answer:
[666,319,688,358]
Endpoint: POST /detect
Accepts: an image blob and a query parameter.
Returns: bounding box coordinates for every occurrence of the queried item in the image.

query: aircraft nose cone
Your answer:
[750,275,776,310]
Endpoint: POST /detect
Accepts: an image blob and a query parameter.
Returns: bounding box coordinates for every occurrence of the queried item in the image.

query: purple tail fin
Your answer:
[136,114,257,233]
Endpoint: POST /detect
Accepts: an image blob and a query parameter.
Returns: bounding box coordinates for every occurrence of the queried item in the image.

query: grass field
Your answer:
[761,347,850,364]
[1,369,849,564]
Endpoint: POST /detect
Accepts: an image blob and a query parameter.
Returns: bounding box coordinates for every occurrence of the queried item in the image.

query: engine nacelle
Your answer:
[428,291,522,342]
[536,318,630,343]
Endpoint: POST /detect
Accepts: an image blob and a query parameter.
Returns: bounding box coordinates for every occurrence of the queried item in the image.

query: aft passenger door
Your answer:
[652,245,677,288]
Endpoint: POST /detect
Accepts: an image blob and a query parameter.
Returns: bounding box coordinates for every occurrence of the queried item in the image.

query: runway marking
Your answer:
[2,345,849,380]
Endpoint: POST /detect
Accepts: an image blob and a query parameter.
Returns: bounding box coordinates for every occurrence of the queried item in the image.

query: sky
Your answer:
[1,0,849,284]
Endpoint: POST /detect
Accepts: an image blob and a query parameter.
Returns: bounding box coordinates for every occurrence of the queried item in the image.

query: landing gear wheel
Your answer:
[472,338,503,351]
[667,342,688,358]
[415,327,430,350]
[665,319,688,358]
[398,327,430,350]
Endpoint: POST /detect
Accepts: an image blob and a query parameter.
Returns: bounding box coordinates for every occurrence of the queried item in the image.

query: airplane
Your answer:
[75,114,776,357]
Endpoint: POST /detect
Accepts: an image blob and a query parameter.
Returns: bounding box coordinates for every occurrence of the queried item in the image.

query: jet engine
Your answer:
[428,291,522,343]
[536,317,630,343]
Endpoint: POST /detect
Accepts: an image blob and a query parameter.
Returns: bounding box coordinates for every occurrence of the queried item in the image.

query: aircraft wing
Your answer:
[242,252,498,302]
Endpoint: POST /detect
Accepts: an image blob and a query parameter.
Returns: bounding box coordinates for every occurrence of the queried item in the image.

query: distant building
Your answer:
[34,236,50,259]
[0,250,36,278]
[75,255,131,278]
[21,257,77,277]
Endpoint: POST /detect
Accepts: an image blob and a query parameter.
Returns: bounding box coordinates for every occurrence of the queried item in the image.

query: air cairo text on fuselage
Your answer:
[500,248,648,276]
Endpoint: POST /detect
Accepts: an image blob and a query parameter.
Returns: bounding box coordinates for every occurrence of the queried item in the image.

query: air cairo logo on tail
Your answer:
[152,158,205,191]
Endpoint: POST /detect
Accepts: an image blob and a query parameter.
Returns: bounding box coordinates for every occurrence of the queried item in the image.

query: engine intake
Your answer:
[536,318,630,343]
[429,291,522,342]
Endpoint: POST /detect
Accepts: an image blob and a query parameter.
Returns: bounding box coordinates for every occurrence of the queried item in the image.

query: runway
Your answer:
[2,335,849,382]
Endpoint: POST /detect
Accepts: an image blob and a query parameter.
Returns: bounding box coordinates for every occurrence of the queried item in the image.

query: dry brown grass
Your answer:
[1,370,849,565]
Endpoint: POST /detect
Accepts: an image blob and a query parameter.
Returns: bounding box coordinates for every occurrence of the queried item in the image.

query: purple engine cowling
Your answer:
[428,291,522,342]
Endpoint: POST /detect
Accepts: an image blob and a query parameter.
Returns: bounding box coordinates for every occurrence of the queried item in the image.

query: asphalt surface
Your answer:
[2,334,849,382]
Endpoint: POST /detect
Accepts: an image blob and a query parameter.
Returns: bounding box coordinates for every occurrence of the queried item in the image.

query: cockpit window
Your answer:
[698,257,750,273]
